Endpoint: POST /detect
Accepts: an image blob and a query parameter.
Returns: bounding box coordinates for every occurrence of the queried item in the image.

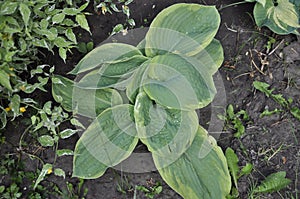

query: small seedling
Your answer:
[248,171,291,198]
[225,147,253,198]
[135,181,163,199]
[221,104,249,138]
[253,81,300,121]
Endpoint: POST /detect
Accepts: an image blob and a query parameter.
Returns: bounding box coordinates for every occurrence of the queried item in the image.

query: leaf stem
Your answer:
[219,1,248,11]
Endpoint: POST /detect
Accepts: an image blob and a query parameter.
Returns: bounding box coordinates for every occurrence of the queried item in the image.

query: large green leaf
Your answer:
[126,61,149,102]
[73,104,138,179]
[73,87,123,118]
[254,0,300,34]
[69,43,143,75]
[143,53,216,110]
[98,55,148,77]
[52,75,123,116]
[75,69,133,89]
[191,39,224,75]
[153,126,231,199]
[134,92,198,159]
[145,4,220,57]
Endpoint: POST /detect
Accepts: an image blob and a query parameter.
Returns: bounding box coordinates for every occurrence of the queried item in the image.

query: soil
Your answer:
[1,0,299,199]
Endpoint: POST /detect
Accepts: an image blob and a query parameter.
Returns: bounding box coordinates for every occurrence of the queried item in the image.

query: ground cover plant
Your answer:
[0,0,299,198]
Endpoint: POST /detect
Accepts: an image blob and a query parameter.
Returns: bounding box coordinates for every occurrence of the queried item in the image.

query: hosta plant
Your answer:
[52,3,231,198]
[246,0,300,34]
[253,0,300,34]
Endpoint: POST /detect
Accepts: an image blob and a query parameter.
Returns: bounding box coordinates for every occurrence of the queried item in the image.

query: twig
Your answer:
[268,39,285,56]
[224,23,238,33]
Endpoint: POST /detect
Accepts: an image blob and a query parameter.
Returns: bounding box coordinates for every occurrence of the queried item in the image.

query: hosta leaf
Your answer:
[73,86,123,118]
[254,0,300,34]
[52,75,123,117]
[143,53,216,110]
[191,39,224,75]
[153,126,231,199]
[75,69,133,89]
[134,92,198,159]
[126,61,149,102]
[69,43,143,75]
[145,3,220,57]
[98,55,148,77]
[73,104,138,179]
[253,171,291,193]
[225,147,239,189]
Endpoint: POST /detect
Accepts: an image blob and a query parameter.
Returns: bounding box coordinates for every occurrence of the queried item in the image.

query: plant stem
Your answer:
[219,1,248,10]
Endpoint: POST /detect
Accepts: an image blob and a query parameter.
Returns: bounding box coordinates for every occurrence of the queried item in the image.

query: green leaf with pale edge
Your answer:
[54,168,65,178]
[126,61,149,102]
[225,147,239,189]
[52,13,65,24]
[145,4,220,57]
[73,86,123,118]
[152,126,231,199]
[75,14,91,34]
[59,47,67,62]
[69,43,142,75]
[253,171,291,193]
[66,28,77,43]
[51,75,73,111]
[52,75,123,117]
[38,135,54,147]
[59,129,78,139]
[56,149,73,156]
[0,2,18,15]
[143,53,216,110]
[19,3,31,28]
[34,163,52,189]
[0,70,12,90]
[75,69,133,89]
[191,39,224,75]
[134,92,198,158]
[98,55,148,77]
[73,105,138,179]
[254,0,300,34]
